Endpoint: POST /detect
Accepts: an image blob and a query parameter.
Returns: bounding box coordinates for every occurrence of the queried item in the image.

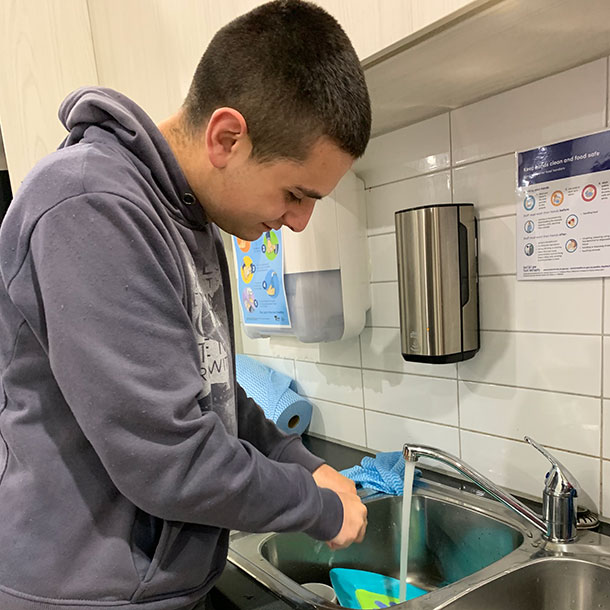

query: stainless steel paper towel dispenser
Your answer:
[395,203,479,364]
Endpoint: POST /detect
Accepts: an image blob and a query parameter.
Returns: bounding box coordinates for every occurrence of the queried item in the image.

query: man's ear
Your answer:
[205,108,250,169]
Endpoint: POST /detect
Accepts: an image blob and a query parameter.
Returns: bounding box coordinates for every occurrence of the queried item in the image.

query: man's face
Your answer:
[200,136,354,241]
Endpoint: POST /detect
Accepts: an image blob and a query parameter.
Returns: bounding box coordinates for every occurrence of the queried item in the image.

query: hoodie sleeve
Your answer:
[235,383,326,472]
[8,193,342,541]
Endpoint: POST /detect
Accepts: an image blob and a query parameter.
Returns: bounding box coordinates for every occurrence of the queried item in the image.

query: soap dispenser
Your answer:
[395,203,479,363]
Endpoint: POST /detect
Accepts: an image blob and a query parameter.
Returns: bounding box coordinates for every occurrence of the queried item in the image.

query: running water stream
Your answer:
[398,460,416,603]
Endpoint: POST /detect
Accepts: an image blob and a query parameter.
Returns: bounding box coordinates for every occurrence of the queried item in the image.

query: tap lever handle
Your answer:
[524,436,578,497]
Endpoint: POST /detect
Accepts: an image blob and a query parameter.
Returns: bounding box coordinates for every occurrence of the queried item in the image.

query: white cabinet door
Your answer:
[0,0,98,190]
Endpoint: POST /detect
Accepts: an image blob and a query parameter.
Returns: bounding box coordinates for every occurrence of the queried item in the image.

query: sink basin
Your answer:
[260,493,522,591]
[229,480,527,608]
[441,558,610,610]
[229,471,610,609]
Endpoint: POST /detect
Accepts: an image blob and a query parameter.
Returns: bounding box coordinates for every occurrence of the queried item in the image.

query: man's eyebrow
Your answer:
[295,186,324,200]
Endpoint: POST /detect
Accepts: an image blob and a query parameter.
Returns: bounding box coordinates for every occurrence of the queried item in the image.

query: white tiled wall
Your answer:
[239,57,610,516]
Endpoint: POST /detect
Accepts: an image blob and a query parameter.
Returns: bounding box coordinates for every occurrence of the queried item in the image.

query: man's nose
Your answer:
[282,199,316,232]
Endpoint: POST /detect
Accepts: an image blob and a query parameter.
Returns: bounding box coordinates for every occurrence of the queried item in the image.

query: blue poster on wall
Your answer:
[232,229,292,328]
[516,129,610,280]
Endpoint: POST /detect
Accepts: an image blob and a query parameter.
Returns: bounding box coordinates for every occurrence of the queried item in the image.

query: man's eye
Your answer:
[285,191,302,204]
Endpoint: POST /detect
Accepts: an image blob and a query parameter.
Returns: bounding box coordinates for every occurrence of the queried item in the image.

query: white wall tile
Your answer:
[479,276,602,334]
[360,327,457,379]
[366,282,400,328]
[369,233,398,282]
[365,171,451,236]
[604,278,610,335]
[269,337,321,362]
[602,337,610,397]
[251,355,296,379]
[603,461,610,518]
[458,331,601,396]
[240,333,320,362]
[603,400,610,459]
[240,329,274,358]
[308,398,366,447]
[478,216,516,276]
[366,410,459,455]
[452,155,517,219]
[459,381,600,456]
[364,369,458,426]
[451,59,607,165]
[461,431,600,508]
[318,336,362,368]
[361,327,405,373]
[241,334,361,368]
[267,57,610,508]
[294,361,363,407]
[354,114,450,188]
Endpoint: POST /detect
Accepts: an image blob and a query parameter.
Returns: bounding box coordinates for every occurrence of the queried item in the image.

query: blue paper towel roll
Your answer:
[236,354,313,435]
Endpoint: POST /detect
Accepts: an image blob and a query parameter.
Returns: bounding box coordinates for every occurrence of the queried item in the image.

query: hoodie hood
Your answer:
[58,87,206,228]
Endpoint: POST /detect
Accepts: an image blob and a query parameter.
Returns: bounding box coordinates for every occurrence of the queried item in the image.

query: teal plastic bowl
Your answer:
[329,568,427,608]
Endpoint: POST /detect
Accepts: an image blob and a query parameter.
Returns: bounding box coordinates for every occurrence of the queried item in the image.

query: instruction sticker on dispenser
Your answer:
[516,129,610,280]
[233,229,292,328]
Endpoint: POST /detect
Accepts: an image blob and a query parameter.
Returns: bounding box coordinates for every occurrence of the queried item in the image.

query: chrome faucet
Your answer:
[403,436,578,543]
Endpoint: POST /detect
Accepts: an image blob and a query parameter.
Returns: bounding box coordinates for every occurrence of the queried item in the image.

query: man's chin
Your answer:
[231,227,264,242]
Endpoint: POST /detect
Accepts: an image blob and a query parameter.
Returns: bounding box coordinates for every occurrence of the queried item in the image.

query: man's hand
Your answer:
[326,491,367,550]
[312,464,357,496]
[312,465,365,549]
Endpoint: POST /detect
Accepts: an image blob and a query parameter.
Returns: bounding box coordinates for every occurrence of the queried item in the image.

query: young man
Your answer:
[0,1,371,609]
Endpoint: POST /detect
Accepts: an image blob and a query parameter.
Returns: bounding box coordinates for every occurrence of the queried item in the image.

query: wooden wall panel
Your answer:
[86,0,261,123]
[0,0,98,190]
[316,0,413,60]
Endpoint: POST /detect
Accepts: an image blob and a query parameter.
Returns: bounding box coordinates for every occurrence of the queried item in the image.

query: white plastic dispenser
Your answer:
[237,170,370,343]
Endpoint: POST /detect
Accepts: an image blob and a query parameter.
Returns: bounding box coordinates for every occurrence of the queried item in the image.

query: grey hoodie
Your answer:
[0,88,342,610]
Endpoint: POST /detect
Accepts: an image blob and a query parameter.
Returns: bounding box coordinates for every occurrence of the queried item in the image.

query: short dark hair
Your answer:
[183,0,371,161]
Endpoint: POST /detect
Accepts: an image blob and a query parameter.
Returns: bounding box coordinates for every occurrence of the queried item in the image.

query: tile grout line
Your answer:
[361,325,606,337]
[601,274,605,514]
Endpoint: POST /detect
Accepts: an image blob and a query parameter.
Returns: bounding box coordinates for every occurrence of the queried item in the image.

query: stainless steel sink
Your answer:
[228,478,534,608]
[258,491,522,591]
[229,432,610,610]
[440,558,610,610]
[229,474,610,608]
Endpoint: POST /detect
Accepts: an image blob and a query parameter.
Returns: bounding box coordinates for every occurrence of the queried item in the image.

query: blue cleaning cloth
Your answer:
[235,354,313,436]
[341,451,421,495]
